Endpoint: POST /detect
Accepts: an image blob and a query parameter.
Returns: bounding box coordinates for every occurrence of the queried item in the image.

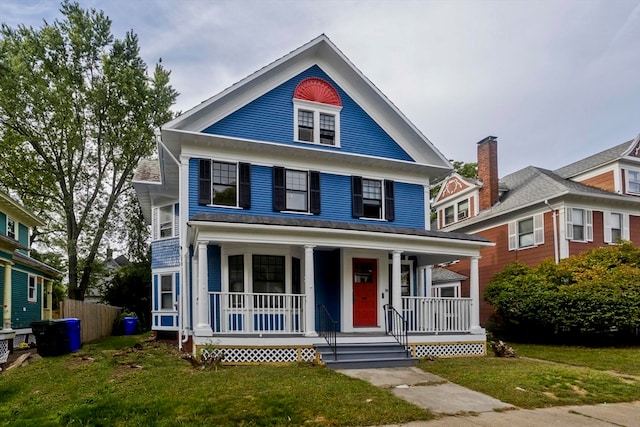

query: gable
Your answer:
[436,176,474,202]
[202,65,413,162]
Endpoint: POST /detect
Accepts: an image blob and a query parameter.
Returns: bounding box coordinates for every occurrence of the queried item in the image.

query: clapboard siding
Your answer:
[578,170,615,192]
[208,245,221,293]
[203,65,413,162]
[188,159,425,229]
[11,270,41,328]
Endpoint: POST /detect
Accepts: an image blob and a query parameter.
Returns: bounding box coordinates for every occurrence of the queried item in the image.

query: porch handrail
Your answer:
[384,304,409,355]
[317,304,337,360]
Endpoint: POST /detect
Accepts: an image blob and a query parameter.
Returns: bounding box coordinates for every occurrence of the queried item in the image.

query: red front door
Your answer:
[353,258,377,327]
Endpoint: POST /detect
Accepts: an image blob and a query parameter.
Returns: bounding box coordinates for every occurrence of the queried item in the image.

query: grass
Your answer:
[0,335,432,426]
[512,343,640,376]
[419,345,640,409]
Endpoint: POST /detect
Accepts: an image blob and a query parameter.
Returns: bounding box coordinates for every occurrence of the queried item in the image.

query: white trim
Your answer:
[625,168,640,195]
[27,274,37,302]
[293,99,342,147]
[341,249,388,333]
[171,130,446,186]
[156,272,177,312]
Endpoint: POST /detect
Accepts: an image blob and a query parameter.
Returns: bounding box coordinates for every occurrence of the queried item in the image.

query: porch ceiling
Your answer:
[188,213,492,260]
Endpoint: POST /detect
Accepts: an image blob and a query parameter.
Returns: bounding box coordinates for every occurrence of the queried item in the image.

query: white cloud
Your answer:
[2,0,638,176]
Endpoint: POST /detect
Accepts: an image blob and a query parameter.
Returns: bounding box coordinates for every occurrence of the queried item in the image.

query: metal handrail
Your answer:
[317,304,337,360]
[384,304,409,355]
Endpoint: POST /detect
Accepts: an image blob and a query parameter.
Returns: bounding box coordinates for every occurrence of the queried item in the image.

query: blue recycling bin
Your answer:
[123,317,138,335]
[64,318,81,352]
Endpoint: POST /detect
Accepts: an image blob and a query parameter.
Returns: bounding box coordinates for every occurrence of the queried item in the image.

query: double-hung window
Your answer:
[160,274,174,310]
[566,208,593,242]
[604,211,628,243]
[444,206,455,225]
[159,205,174,238]
[28,275,37,302]
[293,78,342,146]
[253,255,285,294]
[7,217,15,239]
[508,213,544,250]
[352,176,395,221]
[198,159,251,208]
[273,167,321,214]
[627,170,640,194]
[457,199,469,220]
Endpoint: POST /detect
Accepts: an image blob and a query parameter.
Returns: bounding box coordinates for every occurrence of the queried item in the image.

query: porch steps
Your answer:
[315,342,417,370]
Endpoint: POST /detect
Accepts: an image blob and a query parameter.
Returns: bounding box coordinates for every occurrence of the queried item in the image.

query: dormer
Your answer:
[432,172,480,229]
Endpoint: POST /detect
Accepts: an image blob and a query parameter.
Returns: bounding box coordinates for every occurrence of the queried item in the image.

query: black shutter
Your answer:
[239,163,251,209]
[352,176,363,218]
[384,179,395,221]
[198,159,211,205]
[273,166,285,211]
[309,171,321,215]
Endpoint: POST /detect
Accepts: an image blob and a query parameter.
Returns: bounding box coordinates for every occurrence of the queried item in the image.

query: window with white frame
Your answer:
[362,179,383,219]
[508,213,544,250]
[28,275,37,302]
[253,255,285,294]
[293,101,341,146]
[160,274,174,310]
[432,284,460,298]
[159,205,173,238]
[627,170,640,194]
[389,261,413,297]
[604,211,628,243]
[444,206,455,225]
[457,199,469,220]
[442,198,470,226]
[566,208,593,242]
[7,217,16,239]
[285,170,308,211]
[212,161,237,206]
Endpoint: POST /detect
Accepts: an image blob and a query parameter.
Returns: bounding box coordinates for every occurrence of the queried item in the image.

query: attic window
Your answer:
[293,78,342,147]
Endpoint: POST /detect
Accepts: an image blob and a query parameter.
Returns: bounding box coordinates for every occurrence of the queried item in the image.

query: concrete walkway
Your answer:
[338,367,640,426]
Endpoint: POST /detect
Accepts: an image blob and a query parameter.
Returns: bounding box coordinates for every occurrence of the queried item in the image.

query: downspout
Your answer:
[545,200,559,264]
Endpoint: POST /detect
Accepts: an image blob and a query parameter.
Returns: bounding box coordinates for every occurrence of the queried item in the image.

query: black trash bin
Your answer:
[30,320,70,357]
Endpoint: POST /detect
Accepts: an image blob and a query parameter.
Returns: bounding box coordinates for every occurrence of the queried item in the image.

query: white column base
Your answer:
[470,326,486,335]
[305,331,319,337]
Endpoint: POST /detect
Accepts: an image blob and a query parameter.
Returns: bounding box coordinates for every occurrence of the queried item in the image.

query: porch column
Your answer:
[391,250,403,312]
[424,266,433,297]
[417,267,425,297]
[44,279,53,320]
[2,260,13,331]
[304,245,317,337]
[195,242,210,332]
[470,256,483,333]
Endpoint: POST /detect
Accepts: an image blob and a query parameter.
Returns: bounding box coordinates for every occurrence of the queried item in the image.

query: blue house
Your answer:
[0,191,60,363]
[133,35,491,365]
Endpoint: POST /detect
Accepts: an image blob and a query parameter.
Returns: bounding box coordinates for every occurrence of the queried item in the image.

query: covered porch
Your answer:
[183,214,491,361]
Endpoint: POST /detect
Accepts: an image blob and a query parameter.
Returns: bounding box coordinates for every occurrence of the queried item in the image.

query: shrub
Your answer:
[485,242,640,344]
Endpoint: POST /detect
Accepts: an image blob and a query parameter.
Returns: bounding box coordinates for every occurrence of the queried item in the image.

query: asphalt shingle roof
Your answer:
[432,267,467,282]
[554,139,633,178]
[191,213,490,243]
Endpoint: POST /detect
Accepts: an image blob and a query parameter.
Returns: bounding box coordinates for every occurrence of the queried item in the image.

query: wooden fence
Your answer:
[60,299,122,343]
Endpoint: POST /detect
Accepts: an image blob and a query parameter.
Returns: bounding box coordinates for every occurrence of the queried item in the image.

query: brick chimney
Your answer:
[477,136,499,211]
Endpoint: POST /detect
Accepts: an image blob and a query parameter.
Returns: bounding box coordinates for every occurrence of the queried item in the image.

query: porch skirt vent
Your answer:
[212,346,316,363]
[413,342,485,358]
[0,340,9,364]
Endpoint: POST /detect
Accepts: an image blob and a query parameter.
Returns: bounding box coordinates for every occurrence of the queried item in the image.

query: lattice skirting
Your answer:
[198,345,317,364]
[0,340,9,364]
[411,342,486,358]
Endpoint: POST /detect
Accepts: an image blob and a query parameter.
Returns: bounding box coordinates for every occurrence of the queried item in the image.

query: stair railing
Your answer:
[384,304,409,356]
[317,304,337,360]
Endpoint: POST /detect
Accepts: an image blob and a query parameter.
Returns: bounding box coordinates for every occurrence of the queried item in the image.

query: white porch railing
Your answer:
[402,297,472,333]
[209,292,306,334]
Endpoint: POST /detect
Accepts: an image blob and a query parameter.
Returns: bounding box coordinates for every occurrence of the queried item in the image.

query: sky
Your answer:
[1,0,639,176]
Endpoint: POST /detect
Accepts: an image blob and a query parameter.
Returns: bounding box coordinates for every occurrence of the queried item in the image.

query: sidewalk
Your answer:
[338,367,640,426]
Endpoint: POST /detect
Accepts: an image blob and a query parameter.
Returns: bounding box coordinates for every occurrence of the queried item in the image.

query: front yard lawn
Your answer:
[420,345,640,409]
[0,335,431,426]
[513,344,640,376]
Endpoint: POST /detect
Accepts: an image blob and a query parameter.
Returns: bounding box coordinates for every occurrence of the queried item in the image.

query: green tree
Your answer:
[0,1,177,299]
[103,257,151,331]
